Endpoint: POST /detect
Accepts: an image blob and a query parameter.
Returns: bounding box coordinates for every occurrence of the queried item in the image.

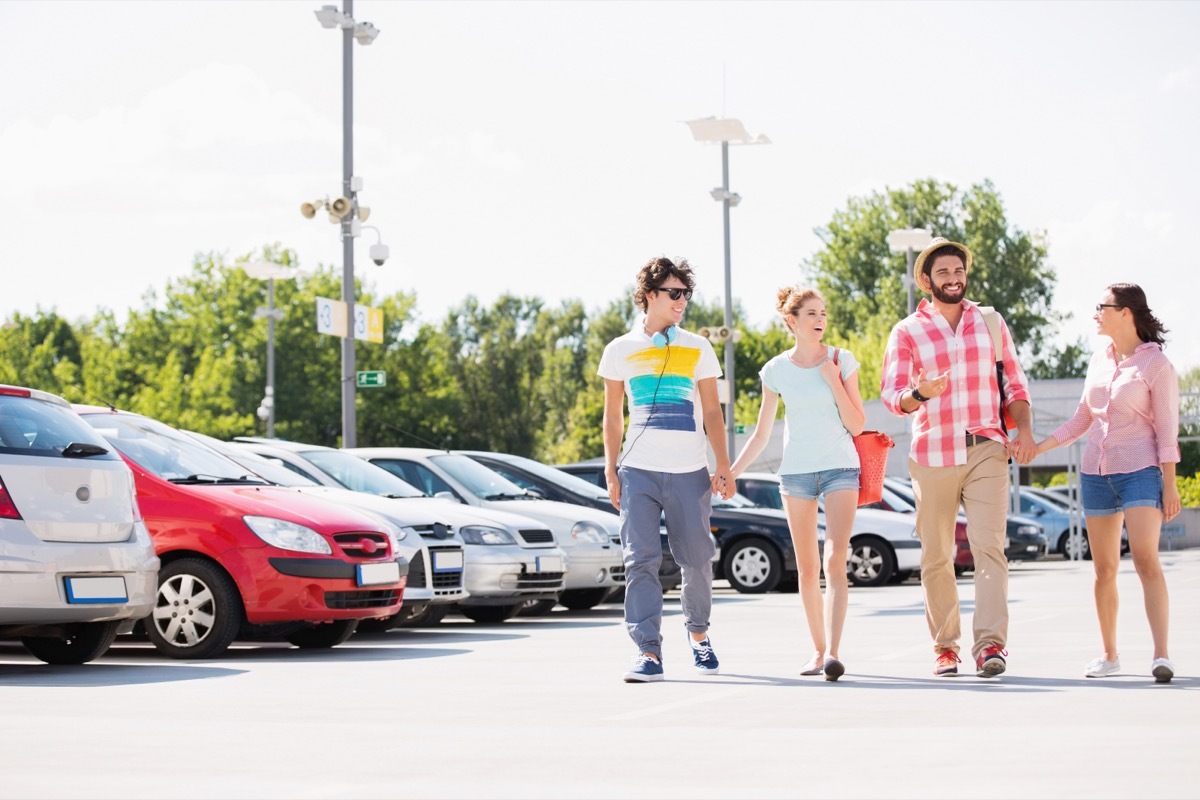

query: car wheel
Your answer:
[723,538,783,593]
[847,536,895,588]
[20,620,122,665]
[518,599,559,617]
[392,603,449,628]
[559,588,611,611]
[1061,530,1092,561]
[460,604,521,623]
[285,619,358,649]
[145,558,243,660]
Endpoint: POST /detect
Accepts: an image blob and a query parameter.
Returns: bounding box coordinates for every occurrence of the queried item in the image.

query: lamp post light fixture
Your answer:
[244,261,306,438]
[684,116,770,459]
[887,228,934,316]
[309,0,380,449]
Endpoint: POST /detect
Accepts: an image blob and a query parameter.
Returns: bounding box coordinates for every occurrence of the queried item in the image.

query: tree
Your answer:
[805,178,1075,377]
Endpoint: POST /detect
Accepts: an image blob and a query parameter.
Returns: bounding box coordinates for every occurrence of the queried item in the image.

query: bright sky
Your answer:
[2,1,1197,374]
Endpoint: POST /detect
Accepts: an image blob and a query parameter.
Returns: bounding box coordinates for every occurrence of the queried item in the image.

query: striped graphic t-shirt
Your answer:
[599,323,722,473]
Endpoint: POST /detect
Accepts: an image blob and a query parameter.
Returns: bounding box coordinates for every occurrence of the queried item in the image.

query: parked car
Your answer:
[74,407,408,657]
[456,450,687,593]
[564,463,920,589]
[228,438,566,622]
[185,431,466,630]
[880,476,1049,570]
[0,385,159,664]
[345,447,625,611]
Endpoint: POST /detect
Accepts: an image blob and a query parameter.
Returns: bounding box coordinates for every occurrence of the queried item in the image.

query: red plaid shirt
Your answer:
[882,298,1031,467]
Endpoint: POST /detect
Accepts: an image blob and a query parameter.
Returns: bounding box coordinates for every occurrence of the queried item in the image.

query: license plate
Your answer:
[64,576,128,604]
[357,562,400,586]
[432,551,464,572]
[535,555,563,573]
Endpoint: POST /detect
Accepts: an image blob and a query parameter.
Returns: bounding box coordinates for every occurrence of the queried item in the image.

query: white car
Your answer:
[228,438,567,623]
[184,431,467,629]
[346,447,626,610]
[733,471,922,587]
[0,384,159,663]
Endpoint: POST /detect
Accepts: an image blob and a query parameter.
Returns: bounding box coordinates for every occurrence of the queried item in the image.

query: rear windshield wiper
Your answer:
[61,442,110,458]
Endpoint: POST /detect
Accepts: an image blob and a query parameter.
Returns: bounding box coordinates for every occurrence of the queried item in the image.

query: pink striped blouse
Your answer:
[1051,342,1180,476]
[882,299,1031,468]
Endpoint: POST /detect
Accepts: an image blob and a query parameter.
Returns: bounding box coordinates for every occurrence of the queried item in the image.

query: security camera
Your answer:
[369,243,389,266]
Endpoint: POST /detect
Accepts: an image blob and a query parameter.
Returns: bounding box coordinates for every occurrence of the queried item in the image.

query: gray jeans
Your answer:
[618,466,716,658]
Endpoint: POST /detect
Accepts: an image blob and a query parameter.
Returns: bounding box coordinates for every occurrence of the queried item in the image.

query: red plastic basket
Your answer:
[853,430,894,507]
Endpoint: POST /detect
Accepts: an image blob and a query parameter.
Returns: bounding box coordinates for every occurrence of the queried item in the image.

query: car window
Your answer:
[300,449,426,497]
[0,394,120,460]
[561,467,604,488]
[491,454,608,497]
[428,454,527,499]
[372,459,458,498]
[483,463,538,491]
[739,479,782,510]
[82,414,259,480]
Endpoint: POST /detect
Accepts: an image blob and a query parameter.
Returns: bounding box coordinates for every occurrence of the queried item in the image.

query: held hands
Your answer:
[1007,428,1037,465]
[711,465,735,500]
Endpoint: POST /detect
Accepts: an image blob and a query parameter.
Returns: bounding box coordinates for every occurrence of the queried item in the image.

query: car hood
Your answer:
[482,497,619,538]
[171,483,398,534]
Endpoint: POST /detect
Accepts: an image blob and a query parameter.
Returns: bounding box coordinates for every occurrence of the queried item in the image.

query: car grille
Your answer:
[413,522,454,540]
[611,565,626,583]
[325,589,399,609]
[408,550,427,589]
[428,545,464,589]
[518,528,554,545]
[332,531,392,559]
[512,571,564,589]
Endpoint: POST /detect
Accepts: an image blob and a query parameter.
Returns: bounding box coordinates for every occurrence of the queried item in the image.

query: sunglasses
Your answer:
[656,286,693,301]
[1095,304,1122,313]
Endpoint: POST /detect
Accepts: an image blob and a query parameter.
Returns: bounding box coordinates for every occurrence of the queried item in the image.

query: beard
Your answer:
[931,279,967,304]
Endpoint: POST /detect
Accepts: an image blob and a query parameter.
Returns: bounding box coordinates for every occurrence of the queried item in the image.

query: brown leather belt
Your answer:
[965,433,990,447]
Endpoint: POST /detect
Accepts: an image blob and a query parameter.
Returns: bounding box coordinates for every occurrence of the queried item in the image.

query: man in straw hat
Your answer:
[881,237,1036,678]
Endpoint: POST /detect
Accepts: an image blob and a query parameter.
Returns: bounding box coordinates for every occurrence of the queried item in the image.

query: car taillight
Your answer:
[0,476,22,520]
[0,386,32,398]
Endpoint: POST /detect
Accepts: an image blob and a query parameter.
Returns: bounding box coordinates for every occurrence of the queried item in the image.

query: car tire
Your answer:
[460,604,521,623]
[847,536,895,588]
[285,619,358,649]
[518,599,559,617]
[723,538,783,594]
[145,558,243,660]
[1060,530,1092,561]
[559,588,611,611]
[20,620,122,665]
[393,603,449,628]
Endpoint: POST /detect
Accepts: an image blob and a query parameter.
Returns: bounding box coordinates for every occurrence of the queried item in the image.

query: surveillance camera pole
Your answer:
[339,0,357,448]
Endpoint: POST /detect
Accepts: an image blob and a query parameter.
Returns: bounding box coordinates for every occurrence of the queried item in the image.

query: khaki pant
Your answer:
[909,440,1009,661]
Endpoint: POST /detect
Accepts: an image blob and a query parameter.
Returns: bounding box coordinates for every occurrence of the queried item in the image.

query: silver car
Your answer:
[0,385,159,663]
[228,438,567,623]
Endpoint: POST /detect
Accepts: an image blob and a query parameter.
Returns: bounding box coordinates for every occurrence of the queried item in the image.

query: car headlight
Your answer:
[243,516,332,555]
[570,520,608,545]
[1015,525,1041,536]
[459,525,516,545]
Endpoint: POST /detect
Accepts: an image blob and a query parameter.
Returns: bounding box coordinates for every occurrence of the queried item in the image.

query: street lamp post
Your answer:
[887,228,933,316]
[312,2,380,448]
[684,117,770,460]
[245,261,305,438]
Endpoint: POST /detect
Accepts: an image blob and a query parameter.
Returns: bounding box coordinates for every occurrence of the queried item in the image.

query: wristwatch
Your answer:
[911,387,930,403]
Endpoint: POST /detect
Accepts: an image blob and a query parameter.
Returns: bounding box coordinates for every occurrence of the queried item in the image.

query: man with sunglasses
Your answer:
[599,256,735,683]
[881,237,1035,679]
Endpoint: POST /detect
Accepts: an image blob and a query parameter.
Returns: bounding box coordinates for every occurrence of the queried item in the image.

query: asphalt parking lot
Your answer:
[2,551,1198,800]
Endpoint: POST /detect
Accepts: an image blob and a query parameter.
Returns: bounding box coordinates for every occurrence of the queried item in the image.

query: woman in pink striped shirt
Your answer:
[1035,283,1180,683]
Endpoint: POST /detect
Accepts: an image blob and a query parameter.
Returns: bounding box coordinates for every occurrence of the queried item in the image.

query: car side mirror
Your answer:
[525,487,548,499]
[434,491,463,503]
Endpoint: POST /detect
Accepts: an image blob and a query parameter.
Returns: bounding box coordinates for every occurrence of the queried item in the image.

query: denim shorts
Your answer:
[1080,466,1163,517]
[779,468,860,500]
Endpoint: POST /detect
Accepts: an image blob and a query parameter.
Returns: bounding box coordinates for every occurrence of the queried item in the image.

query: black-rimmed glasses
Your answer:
[656,287,693,301]
[1095,303,1122,313]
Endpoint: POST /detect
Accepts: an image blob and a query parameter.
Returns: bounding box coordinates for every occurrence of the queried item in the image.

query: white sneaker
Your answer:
[1084,656,1120,678]
[1151,658,1175,684]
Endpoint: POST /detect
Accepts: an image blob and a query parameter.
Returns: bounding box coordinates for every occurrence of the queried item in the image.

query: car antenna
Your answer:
[380,422,453,452]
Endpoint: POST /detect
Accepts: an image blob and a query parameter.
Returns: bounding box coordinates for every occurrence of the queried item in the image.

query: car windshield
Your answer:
[82,414,266,483]
[487,453,608,497]
[302,449,427,497]
[185,432,320,487]
[0,393,120,460]
[429,453,529,499]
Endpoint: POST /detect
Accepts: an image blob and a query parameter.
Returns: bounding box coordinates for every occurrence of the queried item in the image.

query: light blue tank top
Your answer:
[760,346,860,475]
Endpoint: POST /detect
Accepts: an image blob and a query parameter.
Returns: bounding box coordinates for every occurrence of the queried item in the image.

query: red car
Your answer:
[74,406,407,658]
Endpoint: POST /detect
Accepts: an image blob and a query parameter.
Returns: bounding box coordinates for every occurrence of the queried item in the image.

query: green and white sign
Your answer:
[356,371,386,388]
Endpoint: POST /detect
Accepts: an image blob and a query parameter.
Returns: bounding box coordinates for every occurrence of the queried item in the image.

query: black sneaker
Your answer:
[690,635,720,676]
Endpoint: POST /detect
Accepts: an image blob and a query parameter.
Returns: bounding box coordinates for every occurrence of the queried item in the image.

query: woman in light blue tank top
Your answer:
[731,285,866,680]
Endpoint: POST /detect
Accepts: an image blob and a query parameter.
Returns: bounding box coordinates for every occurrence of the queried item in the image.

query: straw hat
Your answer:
[913,237,973,291]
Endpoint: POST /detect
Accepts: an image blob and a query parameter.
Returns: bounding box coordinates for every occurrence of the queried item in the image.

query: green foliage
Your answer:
[1178,474,1200,508]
